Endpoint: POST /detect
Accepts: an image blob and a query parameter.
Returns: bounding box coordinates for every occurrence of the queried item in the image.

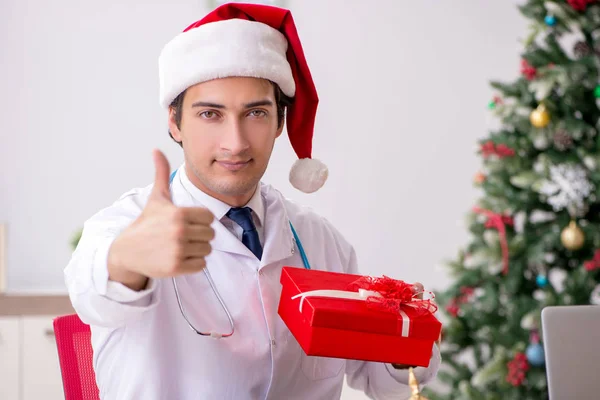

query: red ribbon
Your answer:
[346,276,438,316]
[473,207,513,275]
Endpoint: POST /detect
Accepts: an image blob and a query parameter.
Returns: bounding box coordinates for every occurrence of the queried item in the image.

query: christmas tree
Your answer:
[425,1,600,399]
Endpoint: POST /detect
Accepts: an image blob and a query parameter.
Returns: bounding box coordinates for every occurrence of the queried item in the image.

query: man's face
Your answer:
[169,77,283,204]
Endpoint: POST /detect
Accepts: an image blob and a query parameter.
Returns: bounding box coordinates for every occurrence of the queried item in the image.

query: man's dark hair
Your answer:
[168,81,293,146]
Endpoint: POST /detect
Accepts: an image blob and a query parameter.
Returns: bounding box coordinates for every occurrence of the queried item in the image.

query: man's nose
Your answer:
[220,120,250,155]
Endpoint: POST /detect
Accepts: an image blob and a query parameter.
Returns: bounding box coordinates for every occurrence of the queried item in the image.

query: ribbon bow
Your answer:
[473,207,513,275]
[345,276,437,316]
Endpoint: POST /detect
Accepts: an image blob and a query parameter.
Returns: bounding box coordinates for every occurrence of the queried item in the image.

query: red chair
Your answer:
[53,314,100,400]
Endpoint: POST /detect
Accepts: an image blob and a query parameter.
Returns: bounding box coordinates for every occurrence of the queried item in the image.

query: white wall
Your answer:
[1,0,527,396]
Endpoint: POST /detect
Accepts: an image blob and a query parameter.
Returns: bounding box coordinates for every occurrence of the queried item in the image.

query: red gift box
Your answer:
[278,266,442,367]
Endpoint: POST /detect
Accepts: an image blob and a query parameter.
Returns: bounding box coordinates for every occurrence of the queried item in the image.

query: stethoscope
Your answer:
[168,170,311,339]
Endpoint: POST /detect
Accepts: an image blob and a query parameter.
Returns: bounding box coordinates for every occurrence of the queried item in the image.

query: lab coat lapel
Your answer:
[259,184,295,268]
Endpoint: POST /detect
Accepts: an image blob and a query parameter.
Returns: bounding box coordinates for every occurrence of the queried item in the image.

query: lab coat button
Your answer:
[271,339,276,347]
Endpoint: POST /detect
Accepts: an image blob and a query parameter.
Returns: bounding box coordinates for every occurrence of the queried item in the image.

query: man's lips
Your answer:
[215,160,252,171]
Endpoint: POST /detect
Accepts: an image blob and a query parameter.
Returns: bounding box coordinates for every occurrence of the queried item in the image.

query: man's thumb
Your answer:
[150,149,172,201]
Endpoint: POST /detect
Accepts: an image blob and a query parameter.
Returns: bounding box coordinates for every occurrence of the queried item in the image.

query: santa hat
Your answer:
[158,3,328,193]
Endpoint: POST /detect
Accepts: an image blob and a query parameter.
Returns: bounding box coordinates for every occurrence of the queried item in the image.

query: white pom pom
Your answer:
[289,158,328,193]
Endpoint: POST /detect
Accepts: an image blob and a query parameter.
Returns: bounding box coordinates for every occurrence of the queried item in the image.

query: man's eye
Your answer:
[199,111,217,119]
[249,110,267,118]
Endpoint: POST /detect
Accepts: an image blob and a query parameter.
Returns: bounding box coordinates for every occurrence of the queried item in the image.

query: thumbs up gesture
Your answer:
[107,150,215,291]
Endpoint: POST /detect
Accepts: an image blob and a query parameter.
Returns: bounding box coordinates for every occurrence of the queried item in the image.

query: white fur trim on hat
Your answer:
[289,158,328,193]
[158,19,296,108]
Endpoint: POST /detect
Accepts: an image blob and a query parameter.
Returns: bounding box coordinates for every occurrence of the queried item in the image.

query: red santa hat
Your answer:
[158,2,328,193]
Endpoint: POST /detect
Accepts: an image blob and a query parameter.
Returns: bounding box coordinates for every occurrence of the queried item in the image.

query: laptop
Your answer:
[541,305,600,400]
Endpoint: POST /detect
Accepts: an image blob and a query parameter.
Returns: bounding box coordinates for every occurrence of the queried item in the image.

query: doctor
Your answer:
[65,3,440,399]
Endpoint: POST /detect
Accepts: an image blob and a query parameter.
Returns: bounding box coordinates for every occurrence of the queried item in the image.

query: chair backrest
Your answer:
[53,314,100,400]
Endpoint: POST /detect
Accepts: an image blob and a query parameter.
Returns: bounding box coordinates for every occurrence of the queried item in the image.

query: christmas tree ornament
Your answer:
[521,59,537,80]
[408,368,429,400]
[560,220,585,251]
[526,331,545,367]
[544,14,557,26]
[530,104,550,128]
[536,274,548,288]
[488,96,502,110]
[539,164,593,217]
[574,41,591,58]
[552,129,573,151]
[481,141,516,158]
[507,352,530,386]
[473,172,486,185]
[583,249,600,271]
[594,84,600,99]
[568,0,593,11]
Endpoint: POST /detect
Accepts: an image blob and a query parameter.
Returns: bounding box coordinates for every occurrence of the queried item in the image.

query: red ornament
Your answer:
[507,352,530,386]
[474,171,487,184]
[584,250,600,271]
[520,59,537,81]
[495,144,516,157]
[445,299,460,317]
[567,0,595,11]
[480,141,516,159]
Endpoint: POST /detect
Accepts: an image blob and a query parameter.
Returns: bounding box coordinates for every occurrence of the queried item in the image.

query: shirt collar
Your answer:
[178,166,265,227]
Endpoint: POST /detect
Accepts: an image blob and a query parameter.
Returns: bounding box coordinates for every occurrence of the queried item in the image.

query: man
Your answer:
[64,3,441,399]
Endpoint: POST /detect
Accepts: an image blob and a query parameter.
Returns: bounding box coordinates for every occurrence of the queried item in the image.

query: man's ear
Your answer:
[275,122,284,139]
[168,107,183,143]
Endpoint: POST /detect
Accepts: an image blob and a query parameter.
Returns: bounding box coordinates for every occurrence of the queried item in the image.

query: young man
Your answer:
[64,3,440,399]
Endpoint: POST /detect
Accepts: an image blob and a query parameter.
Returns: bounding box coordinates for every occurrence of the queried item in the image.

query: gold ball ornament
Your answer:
[561,220,585,251]
[408,367,429,400]
[530,104,551,128]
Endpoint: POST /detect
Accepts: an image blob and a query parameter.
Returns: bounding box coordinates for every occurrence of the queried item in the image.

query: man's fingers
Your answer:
[183,225,216,242]
[182,207,215,225]
[180,257,207,273]
[181,242,212,258]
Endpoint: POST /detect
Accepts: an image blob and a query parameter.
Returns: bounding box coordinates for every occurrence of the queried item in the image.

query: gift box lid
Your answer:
[280,266,441,340]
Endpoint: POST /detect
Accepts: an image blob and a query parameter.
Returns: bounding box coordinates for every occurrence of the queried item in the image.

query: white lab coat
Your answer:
[65,167,441,400]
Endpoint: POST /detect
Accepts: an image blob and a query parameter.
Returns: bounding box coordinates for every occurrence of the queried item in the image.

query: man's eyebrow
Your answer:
[243,100,274,108]
[191,101,225,108]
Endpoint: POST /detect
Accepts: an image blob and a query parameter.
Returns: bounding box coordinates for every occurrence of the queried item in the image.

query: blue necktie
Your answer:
[226,207,263,260]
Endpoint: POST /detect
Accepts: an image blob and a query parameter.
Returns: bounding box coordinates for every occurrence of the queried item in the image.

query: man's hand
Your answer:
[107,149,216,291]
[392,282,427,370]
